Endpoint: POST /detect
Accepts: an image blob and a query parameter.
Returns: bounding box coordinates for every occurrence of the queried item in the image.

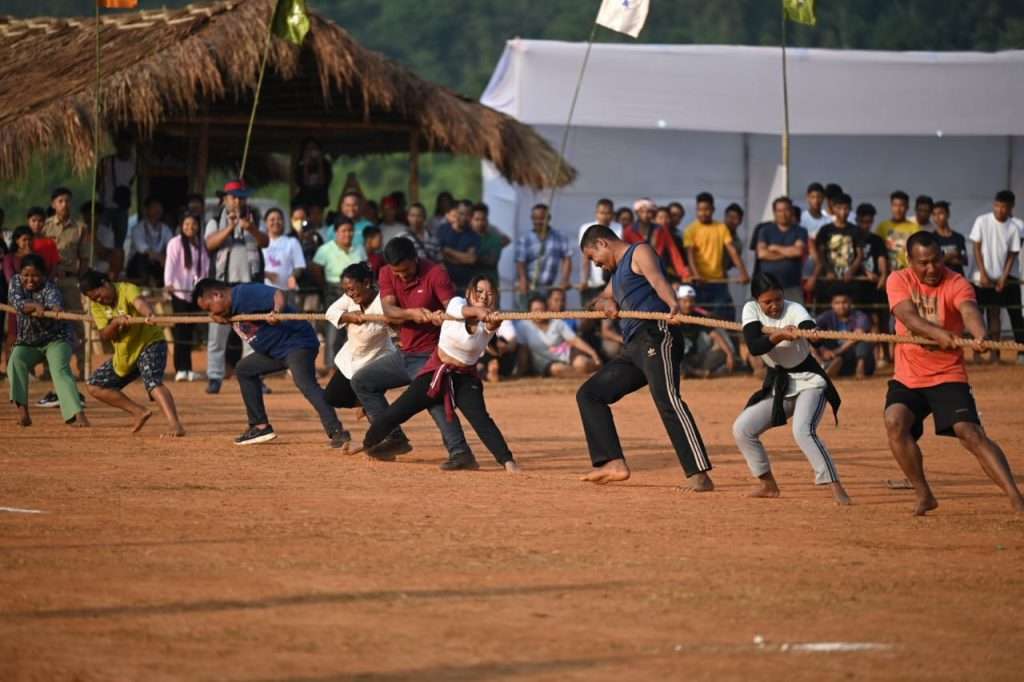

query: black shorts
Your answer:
[885,380,980,441]
[88,341,167,398]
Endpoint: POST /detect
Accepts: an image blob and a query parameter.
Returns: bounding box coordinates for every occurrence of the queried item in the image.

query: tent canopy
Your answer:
[482,40,1024,136]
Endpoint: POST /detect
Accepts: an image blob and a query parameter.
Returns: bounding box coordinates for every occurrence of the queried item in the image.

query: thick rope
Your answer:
[4,303,1023,352]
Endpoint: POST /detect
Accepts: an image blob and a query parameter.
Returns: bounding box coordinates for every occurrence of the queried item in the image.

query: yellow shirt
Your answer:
[91,283,165,376]
[42,215,88,277]
[875,220,919,270]
[683,221,732,279]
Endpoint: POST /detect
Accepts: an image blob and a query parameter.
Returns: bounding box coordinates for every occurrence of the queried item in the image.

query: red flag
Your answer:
[97,0,138,8]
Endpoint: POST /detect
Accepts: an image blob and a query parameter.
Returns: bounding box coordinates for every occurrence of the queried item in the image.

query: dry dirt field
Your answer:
[2,363,1023,681]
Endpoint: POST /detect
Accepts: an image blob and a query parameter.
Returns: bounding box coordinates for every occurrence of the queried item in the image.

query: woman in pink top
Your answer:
[163,213,208,381]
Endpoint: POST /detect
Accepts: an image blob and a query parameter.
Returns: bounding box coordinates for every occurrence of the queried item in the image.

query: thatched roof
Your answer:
[0,0,576,189]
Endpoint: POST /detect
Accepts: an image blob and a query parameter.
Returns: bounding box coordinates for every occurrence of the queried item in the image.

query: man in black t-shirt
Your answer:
[811,193,863,309]
[931,200,968,275]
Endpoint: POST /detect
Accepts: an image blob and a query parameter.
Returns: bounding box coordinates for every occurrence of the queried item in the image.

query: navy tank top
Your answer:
[612,243,669,342]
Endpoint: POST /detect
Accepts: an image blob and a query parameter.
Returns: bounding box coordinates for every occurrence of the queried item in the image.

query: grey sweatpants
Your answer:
[207,322,253,381]
[732,387,839,484]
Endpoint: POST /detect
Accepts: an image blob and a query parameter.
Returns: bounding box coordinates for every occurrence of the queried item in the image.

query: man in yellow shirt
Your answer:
[80,270,185,437]
[683,192,749,319]
[875,190,919,271]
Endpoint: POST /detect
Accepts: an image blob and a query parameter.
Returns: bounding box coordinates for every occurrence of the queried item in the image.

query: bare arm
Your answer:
[998,249,1017,288]
[756,242,785,261]
[632,243,680,314]
[569,333,601,361]
[726,241,749,281]
[205,223,234,252]
[973,241,991,286]
[959,300,989,351]
[685,246,702,281]
[559,255,572,288]
[515,261,528,292]
[380,293,437,325]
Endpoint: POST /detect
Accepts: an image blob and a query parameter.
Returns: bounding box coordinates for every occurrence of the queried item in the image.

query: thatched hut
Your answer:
[0,0,575,205]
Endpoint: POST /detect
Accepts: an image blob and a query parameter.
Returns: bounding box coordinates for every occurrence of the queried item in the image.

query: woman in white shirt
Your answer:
[261,207,306,295]
[733,273,849,505]
[163,213,208,381]
[323,262,396,410]
[354,275,520,472]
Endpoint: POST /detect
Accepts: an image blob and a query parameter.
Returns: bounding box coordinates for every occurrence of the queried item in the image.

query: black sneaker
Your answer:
[206,379,222,395]
[373,435,413,458]
[234,425,277,446]
[329,429,352,449]
[439,455,480,471]
[37,392,60,408]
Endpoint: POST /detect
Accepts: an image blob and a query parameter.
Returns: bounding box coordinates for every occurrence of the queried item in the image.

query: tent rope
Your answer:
[3,303,1022,353]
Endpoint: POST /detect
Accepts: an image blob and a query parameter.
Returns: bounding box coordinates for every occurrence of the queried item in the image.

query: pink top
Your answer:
[163,234,209,301]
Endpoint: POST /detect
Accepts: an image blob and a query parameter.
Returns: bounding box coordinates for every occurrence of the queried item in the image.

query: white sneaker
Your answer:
[186,371,201,382]
[174,371,188,382]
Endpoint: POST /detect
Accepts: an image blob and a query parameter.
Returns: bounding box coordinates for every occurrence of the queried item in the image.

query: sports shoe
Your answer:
[372,435,413,458]
[206,379,222,394]
[37,392,59,408]
[186,371,201,382]
[234,425,277,446]
[439,455,480,471]
[329,429,352,449]
[175,371,188,382]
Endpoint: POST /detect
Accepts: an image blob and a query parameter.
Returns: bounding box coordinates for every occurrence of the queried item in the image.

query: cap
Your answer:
[380,196,399,209]
[223,179,251,198]
[633,198,655,212]
[676,284,696,299]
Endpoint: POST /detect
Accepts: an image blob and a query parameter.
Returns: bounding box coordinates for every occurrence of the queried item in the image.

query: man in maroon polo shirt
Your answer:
[350,237,477,469]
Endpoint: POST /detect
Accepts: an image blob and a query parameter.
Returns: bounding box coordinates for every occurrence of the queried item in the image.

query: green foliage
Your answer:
[4,0,1023,221]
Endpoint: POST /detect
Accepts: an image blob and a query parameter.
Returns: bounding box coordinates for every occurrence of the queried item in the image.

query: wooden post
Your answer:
[408,130,420,203]
[193,118,210,194]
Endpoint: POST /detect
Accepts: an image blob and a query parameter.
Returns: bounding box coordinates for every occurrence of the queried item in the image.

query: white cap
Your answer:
[676,284,696,299]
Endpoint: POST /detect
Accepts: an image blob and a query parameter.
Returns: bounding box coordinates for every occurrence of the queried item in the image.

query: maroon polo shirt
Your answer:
[378,258,456,354]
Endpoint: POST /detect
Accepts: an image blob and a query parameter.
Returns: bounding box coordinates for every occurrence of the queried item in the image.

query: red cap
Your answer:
[223,179,251,198]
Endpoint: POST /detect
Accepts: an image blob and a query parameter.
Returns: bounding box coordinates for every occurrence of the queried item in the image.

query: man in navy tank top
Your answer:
[576,225,714,490]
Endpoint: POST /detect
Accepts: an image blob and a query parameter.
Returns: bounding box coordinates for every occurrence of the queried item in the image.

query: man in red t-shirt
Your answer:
[885,230,1024,515]
[349,237,477,469]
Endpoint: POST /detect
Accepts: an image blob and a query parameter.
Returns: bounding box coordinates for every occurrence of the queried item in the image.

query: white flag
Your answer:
[595,0,649,38]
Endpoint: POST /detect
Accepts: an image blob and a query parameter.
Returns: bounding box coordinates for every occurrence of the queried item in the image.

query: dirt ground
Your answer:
[1,361,1023,681]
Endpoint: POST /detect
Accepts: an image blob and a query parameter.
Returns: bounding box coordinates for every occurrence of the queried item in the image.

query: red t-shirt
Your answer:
[32,237,61,275]
[887,267,975,388]
[378,259,456,354]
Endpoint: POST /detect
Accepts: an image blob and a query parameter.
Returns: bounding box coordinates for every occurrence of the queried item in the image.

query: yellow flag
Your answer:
[783,0,816,26]
[272,0,311,46]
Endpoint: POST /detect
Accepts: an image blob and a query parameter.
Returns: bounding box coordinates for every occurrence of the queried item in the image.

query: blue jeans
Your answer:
[694,282,735,321]
[350,351,474,461]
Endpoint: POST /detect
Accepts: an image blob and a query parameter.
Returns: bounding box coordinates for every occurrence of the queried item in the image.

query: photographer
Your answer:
[203,179,269,394]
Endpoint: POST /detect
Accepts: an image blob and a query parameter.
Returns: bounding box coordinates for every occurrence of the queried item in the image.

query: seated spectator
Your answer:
[124,196,173,287]
[471,203,509,287]
[813,291,875,379]
[404,202,441,263]
[675,284,738,378]
[363,225,385,276]
[261,207,306,295]
[598,318,624,361]
[546,286,576,333]
[481,319,518,382]
[514,295,601,377]
[931,200,967,275]
[436,200,480,289]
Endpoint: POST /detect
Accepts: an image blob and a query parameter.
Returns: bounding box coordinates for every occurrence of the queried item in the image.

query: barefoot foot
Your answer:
[161,424,186,438]
[682,471,715,493]
[749,474,780,498]
[581,459,631,484]
[16,404,31,427]
[913,495,939,516]
[131,409,153,434]
[504,461,522,474]
[69,412,91,428]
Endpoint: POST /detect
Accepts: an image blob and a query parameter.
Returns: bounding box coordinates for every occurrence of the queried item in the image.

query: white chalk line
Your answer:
[0,506,46,514]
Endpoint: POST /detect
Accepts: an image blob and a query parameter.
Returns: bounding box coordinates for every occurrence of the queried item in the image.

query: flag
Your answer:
[272,0,310,46]
[595,0,649,39]
[783,0,816,26]
[97,0,138,8]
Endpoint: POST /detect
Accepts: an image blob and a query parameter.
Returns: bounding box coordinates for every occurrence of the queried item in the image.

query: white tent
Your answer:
[480,40,1024,306]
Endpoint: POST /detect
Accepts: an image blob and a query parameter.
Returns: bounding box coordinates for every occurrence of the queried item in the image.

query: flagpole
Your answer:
[780,1,791,197]
[90,3,101,268]
[240,14,275,180]
[545,20,599,214]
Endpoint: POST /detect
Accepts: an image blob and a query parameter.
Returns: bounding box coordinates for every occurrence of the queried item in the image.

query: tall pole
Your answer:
[240,18,275,179]
[780,3,791,197]
[90,4,101,268]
